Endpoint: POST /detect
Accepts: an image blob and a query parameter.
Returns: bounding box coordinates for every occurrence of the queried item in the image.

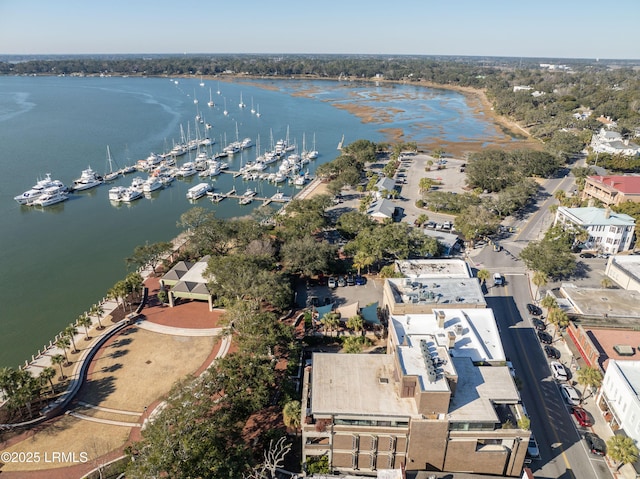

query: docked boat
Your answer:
[130,177,146,191]
[240,137,253,149]
[175,162,197,178]
[242,188,257,198]
[186,183,212,200]
[108,186,127,201]
[14,174,67,204]
[142,176,163,193]
[72,167,103,191]
[103,146,120,181]
[31,187,68,207]
[271,191,292,202]
[239,196,253,205]
[120,187,143,203]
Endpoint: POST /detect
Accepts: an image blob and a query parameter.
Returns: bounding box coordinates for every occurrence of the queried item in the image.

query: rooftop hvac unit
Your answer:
[454,323,463,335]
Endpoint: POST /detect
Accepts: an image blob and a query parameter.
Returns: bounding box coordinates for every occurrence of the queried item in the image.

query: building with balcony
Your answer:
[582,175,640,207]
[301,308,529,476]
[554,206,635,254]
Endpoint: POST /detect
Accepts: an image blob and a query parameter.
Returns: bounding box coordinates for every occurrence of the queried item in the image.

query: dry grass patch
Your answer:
[0,415,128,472]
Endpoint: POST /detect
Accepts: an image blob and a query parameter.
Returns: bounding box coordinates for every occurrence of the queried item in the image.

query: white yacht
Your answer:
[186,183,212,200]
[240,137,253,149]
[142,176,163,193]
[176,162,197,177]
[31,187,68,207]
[14,174,67,204]
[120,187,143,203]
[108,186,127,202]
[130,177,146,191]
[271,191,292,202]
[72,167,103,191]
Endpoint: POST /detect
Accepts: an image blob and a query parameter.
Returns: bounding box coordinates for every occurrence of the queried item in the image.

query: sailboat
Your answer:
[216,81,221,95]
[207,88,214,108]
[199,76,205,87]
[239,92,246,109]
[223,98,228,116]
[337,134,345,150]
[104,145,120,181]
[250,97,255,114]
[193,88,198,105]
[307,133,319,159]
[256,104,261,118]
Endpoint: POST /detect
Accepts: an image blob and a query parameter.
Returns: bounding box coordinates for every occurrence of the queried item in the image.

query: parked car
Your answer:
[354,275,366,285]
[346,274,355,286]
[527,303,543,316]
[537,331,553,344]
[560,383,581,406]
[328,276,337,289]
[572,407,592,427]
[532,318,546,331]
[580,252,596,258]
[544,345,561,360]
[550,361,568,381]
[426,221,436,229]
[337,276,347,287]
[584,432,606,456]
[527,434,540,458]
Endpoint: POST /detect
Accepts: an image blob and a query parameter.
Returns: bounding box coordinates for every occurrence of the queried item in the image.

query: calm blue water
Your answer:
[0,75,512,368]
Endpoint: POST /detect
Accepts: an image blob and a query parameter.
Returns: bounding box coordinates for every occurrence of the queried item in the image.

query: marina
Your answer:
[0,74,513,368]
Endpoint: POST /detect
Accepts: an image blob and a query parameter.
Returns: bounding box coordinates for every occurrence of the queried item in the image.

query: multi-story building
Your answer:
[554,206,635,254]
[301,307,529,476]
[605,255,640,292]
[597,360,640,456]
[582,175,640,207]
[590,128,640,156]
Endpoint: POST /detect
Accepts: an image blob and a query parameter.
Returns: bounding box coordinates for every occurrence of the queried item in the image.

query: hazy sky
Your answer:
[1,0,639,59]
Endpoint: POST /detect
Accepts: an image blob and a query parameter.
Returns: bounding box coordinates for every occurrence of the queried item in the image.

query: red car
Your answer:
[572,407,592,427]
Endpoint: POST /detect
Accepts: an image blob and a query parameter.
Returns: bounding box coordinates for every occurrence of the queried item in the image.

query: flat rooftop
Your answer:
[387,277,485,308]
[560,284,640,318]
[611,360,640,392]
[582,327,640,370]
[610,255,640,283]
[447,357,520,422]
[395,259,471,279]
[391,309,506,365]
[310,353,417,418]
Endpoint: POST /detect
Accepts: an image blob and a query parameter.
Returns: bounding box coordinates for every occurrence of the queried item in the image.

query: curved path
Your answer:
[0,273,231,478]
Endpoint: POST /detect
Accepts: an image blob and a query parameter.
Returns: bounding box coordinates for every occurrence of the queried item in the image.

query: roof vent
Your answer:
[613,345,635,356]
[379,377,389,384]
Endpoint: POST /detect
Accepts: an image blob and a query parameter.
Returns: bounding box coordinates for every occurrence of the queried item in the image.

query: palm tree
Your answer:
[283,400,301,433]
[532,271,548,302]
[321,313,340,337]
[55,336,71,365]
[575,366,603,399]
[554,189,566,204]
[352,251,374,276]
[607,434,639,471]
[52,354,66,380]
[547,307,570,339]
[40,366,56,395]
[77,314,93,341]
[540,295,558,311]
[64,324,79,353]
[90,304,105,330]
[346,315,364,335]
[477,269,491,285]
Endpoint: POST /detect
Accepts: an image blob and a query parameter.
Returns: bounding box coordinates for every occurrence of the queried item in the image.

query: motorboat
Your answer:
[72,167,103,191]
[242,187,257,197]
[14,174,67,204]
[120,187,143,203]
[31,187,68,207]
[271,191,292,202]
[108,186,127,201]
[130,177,145,191]
[240,137,253,149]
[142,176,163,193]
[186,183,212,200]
[175,162,197,177]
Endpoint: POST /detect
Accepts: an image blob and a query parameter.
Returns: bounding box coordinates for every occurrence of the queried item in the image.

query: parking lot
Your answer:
[295,274,384,310]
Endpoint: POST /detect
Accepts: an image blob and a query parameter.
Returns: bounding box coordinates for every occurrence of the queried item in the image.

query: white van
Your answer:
[493,273,504,286]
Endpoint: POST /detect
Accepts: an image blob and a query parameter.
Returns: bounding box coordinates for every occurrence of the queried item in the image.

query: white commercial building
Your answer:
[554,206,636,254]
[597,360,640,450]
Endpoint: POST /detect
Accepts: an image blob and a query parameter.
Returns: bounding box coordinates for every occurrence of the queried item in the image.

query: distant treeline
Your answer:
[2,54,639,141]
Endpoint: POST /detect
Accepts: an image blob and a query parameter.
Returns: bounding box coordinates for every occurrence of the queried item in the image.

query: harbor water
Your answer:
[0,75,513,368]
